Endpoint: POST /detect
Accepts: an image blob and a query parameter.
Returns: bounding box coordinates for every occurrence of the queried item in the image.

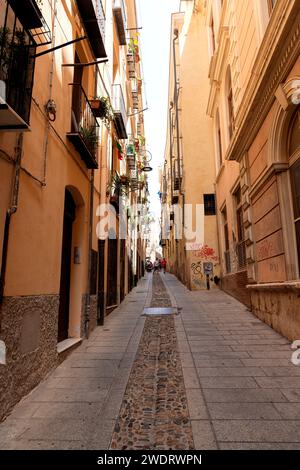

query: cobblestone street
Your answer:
[1,273,300,450]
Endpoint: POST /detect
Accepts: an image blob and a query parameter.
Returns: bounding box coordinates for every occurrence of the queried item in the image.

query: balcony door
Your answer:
[58,189,76,342]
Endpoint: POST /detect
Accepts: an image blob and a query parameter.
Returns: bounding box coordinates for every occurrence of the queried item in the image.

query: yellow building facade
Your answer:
[161,1,220,291]
[0,0,148,419]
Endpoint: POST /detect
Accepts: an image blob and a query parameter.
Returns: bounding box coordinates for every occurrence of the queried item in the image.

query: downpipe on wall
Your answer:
[0,133,24,364]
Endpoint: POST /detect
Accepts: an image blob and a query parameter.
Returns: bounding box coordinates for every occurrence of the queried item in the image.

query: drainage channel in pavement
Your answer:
[110,274,194,450]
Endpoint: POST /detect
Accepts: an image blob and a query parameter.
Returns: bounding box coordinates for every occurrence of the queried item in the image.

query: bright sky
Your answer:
[136,0,180,220]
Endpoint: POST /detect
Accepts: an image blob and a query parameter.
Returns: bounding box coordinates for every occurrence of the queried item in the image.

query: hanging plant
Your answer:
[107,173,129,198]
[90,96,113,126]
[139,135,146,146]
[114,140,124,160]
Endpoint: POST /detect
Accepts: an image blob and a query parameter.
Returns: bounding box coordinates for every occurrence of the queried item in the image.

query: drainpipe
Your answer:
[42,0,58,185]
[85,169,94,339]
[169,103,174,203]
[173,29,185,276]
[0,132,23,308]
[173,29,181,187]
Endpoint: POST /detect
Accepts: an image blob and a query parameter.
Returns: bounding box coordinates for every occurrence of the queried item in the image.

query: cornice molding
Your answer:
[249,162,289,199]
[227,0,300,162]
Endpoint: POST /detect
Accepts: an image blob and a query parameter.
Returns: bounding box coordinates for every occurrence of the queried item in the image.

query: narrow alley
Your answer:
[1,273,300,450]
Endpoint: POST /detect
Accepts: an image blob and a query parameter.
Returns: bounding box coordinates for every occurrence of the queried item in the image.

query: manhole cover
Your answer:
[142,307,177,316]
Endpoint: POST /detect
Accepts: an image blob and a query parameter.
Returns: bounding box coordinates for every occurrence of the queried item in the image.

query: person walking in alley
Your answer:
[153,258,160,273]
[161,257,167,274]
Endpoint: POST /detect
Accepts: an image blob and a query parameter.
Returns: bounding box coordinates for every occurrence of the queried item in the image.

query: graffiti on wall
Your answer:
[190,245,219,289]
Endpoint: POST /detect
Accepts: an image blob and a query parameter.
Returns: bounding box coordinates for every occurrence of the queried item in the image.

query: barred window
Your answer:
[204,194,216,216]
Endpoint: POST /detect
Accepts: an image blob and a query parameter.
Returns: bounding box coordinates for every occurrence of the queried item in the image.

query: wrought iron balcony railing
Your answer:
[8,0,51,45]
[112,84,127,139]
[67,83,99,169]
[0,2,37,130]
[76,0,106,58]
[113,0,127,46]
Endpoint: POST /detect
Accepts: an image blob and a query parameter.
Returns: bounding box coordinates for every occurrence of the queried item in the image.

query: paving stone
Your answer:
[213,420,300,442]
[44,377,114,390]
[281,390,300,402]
[202,388,287,403]
[273,403,300,419]
[207,402,281,420]
[194,358,243,368]
[26,388,108,403]
[241,358,292,367]
[200,377,259,389]
[256,377,300,388]
[219,442,300,450]
[197,367,265,377]
[191,421,217,450]
[261,366,300,377]
[31,402,102,420]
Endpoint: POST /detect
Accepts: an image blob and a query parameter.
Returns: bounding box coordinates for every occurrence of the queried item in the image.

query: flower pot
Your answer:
[90,99,106,119]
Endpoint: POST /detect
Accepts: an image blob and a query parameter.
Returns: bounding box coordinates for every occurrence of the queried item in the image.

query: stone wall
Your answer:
[221,270,251,307]
[249,284,300,341]
[0,295,59,421]
[81,294,98,338]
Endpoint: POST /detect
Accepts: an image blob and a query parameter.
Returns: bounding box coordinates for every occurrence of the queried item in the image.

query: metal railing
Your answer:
[93,0,106,41]
[236,240,247,270]
[69,83,98,156]
[112,84,127,125]
[0,3,36,124]
[224,250,231,274]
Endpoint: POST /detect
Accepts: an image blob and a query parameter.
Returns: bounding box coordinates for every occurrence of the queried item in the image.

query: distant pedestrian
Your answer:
[153,258,160,273]
[161,258,167,274]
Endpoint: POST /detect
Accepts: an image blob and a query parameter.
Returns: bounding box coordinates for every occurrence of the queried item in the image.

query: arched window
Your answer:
[215,109,223,168]
[225,67,235,139]
[289,109,300,269]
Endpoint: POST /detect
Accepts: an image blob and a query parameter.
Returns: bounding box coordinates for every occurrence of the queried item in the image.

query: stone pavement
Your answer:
[1,272,300,450]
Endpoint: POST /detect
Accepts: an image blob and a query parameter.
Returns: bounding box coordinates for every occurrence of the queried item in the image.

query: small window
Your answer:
[267,0,277,15]
[204,194,216,216]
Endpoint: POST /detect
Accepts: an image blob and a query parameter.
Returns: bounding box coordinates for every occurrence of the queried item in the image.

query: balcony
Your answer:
[112,84,127,139]
[8,0,51,45]
[67,84,99,169]
[0,3,37,130]
[236,241,247,270]
[113,0,127,46]
[76,0,106,58]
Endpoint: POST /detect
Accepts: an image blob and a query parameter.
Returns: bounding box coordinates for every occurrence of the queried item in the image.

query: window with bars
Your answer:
[204,194,216,216]
[234,186,246,270]
[222,206,231,273]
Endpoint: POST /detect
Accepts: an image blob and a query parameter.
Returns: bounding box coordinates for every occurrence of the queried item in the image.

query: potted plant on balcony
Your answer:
[90,96,113,125]
[79,126,99,151]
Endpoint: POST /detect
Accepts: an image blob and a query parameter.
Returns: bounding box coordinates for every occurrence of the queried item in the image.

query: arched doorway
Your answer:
[58,189,76,342]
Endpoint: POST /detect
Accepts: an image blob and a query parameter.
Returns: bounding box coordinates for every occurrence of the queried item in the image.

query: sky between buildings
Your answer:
[136,0,180,221]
